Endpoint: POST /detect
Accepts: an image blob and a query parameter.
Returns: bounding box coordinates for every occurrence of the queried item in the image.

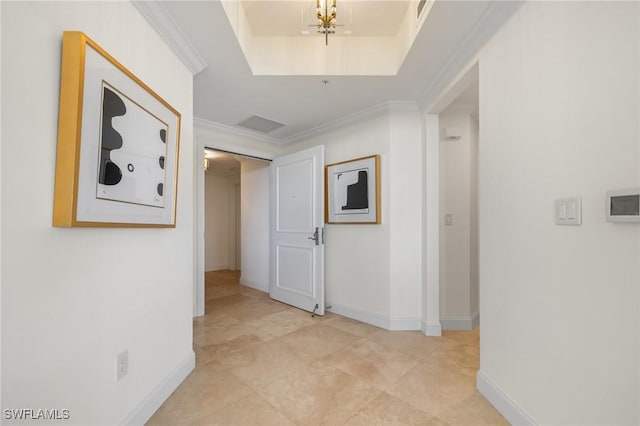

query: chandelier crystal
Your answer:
[315,0,337,45]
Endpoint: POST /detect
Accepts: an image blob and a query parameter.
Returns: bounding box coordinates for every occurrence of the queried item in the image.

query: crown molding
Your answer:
[132,0,207,75]
[281,101,420,145]
[387,101,422,114]
[194,117,283,146]
[418,1,523,111]
[441,104,476,115]
[195,101,419,149]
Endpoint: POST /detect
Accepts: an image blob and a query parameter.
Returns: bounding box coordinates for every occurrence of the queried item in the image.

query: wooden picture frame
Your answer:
[53,31,181,227]
[325,155,381,224]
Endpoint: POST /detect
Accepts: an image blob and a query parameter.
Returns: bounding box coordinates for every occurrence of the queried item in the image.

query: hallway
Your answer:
[148,271,506,425]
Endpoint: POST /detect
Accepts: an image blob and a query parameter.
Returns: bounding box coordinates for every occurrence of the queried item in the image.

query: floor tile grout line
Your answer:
[149,271,503,425]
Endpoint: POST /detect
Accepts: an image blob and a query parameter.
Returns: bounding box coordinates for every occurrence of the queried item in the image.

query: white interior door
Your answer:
[270,145,325,315]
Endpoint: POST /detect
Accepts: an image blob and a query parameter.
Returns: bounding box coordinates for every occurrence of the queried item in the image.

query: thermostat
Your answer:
[606,188,640,223]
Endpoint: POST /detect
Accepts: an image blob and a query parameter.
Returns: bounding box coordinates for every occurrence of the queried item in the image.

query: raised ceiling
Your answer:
[240,1,411,37]
[218,0,423,76]
[158,1,521,144]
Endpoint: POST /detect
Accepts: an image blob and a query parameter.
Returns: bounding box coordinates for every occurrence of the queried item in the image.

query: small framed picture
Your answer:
[325,155,381,224]
[53,31,181,227]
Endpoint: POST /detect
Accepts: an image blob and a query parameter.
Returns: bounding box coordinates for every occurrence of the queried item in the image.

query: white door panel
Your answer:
[270,146,324,315]
[276,158,314,232]
[276,245,314,296]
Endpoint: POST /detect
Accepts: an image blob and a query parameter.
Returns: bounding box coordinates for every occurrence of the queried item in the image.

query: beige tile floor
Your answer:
[147,270,507,426]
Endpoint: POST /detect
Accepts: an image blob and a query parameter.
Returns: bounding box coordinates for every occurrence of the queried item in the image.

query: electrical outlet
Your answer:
[444,213,453,226]
[116,350,128,380]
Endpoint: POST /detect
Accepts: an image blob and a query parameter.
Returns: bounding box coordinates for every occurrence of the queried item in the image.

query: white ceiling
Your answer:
[161,1,520,143]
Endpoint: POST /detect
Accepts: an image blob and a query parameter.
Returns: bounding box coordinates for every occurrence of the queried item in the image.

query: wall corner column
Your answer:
[194,135,205,317]
[422,113,442,336]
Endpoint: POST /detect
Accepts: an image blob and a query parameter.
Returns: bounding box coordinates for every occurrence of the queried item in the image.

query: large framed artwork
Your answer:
[53,31,181,227]
[325,155,381,224]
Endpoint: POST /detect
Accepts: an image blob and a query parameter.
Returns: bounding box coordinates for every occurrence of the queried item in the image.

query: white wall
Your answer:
[438,111,479,329]
[1,2,194,424]
[423,113,442,336]
[323,116,392,322]
[286,106,423,329]
[469,114,479,325]
[228,183,240,270]
[388,111,423,325]
[0,0,3,409]
[478,2,639,424]
[240,159,270,292]
[204,172,231,271]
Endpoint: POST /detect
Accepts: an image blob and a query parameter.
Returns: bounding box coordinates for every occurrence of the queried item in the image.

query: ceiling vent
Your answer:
[237,115,286,133]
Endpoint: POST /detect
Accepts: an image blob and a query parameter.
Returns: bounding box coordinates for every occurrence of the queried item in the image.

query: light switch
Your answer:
[556,197,582,226]
[559,205,567,220]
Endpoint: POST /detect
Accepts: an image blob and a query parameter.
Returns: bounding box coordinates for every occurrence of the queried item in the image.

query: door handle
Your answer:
[308,227,319,245]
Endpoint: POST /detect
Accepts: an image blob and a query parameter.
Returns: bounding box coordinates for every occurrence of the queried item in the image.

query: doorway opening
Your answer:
[437,79,480,331]
[202,148,271,314]
[204,149,240,273]
[423,62,480,334]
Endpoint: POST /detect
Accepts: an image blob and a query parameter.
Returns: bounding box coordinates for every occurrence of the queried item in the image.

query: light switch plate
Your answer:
[556,197,582,226]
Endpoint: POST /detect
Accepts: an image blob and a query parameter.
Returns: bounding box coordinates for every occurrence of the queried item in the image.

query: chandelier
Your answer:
[315,0,337,45]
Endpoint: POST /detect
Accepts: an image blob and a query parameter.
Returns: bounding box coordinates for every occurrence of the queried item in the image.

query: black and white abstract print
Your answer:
[97,82,167,208]
[333,168,370,215]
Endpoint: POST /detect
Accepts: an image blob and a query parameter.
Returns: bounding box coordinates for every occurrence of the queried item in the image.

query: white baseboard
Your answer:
[471,311,480,329]
[441,312,480,330]
[121,351,195,426]
[239,276,268,293]
[476,370,537,426]
[388,317,421,331]
[327,304,420,331]
[327,304,389,329]
[421,320,442,336]
[205,265,228,272]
